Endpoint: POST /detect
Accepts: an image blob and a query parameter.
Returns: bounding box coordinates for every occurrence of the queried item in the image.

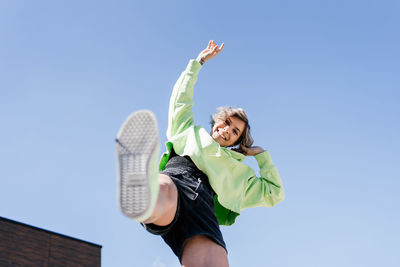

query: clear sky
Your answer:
[1,0,399,266]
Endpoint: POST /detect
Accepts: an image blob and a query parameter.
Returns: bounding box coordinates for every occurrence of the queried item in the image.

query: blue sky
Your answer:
[1,0,399,266]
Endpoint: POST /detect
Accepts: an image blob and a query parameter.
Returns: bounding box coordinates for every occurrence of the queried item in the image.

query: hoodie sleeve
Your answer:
[240,150,285,209]
[167,60,202,139]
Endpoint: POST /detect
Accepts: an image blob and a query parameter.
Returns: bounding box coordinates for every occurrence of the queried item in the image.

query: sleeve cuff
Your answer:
[186,59,202,75]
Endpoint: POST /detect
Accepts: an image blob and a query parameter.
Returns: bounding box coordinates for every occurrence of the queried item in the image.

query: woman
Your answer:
[116,40,284,267]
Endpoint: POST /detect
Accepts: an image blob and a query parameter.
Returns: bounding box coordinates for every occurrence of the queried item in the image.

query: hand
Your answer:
[196,40,224,64]
[232,145,265,156]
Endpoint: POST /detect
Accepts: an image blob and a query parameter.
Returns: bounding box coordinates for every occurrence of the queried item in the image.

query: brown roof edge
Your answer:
[0,216,102,248]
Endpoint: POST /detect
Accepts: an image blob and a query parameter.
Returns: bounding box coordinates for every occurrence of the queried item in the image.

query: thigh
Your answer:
[181,235,229,267]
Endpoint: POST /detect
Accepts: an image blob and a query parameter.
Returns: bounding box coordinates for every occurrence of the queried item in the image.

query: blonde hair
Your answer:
[210,106,254,149]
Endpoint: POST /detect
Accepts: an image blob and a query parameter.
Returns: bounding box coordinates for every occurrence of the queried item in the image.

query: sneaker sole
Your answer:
[116,110,159,220]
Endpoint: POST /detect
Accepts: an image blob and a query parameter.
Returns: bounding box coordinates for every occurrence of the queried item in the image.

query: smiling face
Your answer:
[211,116,246,147]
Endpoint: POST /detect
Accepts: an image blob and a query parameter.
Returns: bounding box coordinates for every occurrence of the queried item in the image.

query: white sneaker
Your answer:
[116,110,160,222]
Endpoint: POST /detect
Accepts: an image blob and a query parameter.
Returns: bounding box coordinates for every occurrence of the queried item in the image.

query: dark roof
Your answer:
[0,216,102,248]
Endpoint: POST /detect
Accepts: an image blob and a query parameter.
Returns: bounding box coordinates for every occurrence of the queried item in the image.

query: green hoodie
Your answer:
[159,60,284,226]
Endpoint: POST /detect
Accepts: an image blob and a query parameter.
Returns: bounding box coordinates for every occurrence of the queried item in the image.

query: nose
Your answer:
[222,126,230,138]
[222,125,230,134]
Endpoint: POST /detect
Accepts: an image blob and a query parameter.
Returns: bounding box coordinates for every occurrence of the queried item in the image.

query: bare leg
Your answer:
[142,176,228,266]
[143,173,178,226]
[181,235,229,267]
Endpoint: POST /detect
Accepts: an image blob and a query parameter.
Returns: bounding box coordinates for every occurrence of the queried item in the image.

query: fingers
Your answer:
[207,40,224,51]
[201,40,224,62]
[210,40,217,50]
[209,41,224,56]
[215,43,224,56]
[208,40,216,50]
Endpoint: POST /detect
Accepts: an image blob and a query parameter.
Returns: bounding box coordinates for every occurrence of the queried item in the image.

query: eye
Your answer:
[225,119,230,125]
[233,129,238,135]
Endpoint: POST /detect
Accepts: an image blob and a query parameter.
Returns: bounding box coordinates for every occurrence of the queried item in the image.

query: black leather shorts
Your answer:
[142,154,227,262]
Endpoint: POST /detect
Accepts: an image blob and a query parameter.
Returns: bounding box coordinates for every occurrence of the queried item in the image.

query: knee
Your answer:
[159,175,177,204]
[159,182,173,200]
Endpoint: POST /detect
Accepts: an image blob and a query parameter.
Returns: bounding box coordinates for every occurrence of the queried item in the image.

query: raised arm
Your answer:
[167,40,224,139]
